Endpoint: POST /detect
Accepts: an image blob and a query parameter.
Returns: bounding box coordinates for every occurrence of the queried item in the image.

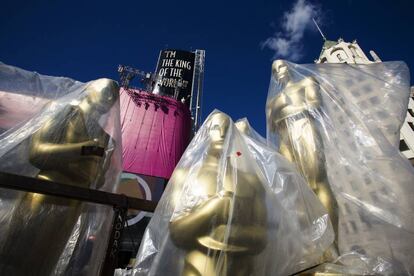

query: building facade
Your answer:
[316,38,414,165]
[312,38,414,271]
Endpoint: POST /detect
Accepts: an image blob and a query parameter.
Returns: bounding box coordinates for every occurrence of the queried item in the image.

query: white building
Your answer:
[312,38,414,271]
[316,38,414,166]
[400,87,414,164]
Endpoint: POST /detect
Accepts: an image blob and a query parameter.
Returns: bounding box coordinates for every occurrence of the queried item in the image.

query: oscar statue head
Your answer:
[207,112,231,144]
[272,60,291,86]
[235,119,251,136]
[84,79,119,114]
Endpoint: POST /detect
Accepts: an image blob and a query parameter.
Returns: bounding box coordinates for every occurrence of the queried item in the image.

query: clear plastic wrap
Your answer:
[0,62,122,275]
[234,118,335,274]
[266,60,414,275]
[117,110,334,276]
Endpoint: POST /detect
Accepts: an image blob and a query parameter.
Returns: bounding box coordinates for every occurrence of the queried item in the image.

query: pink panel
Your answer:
[0,91,48,130]
[120,88,192,179]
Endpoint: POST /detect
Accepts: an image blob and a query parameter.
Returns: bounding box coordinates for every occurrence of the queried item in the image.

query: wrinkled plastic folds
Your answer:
[0,62,122,275]
[116,110,334,276]
[266,61,414,275]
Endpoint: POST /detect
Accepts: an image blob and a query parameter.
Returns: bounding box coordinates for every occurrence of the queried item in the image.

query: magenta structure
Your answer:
[120,87,192,179]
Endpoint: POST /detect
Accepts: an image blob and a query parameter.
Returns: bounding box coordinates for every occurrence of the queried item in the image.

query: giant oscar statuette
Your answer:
[169,112,268,276]
[0,79,119,275]
[266,60,339,261]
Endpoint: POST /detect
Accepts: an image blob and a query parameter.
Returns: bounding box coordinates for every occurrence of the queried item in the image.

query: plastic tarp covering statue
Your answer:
[116,110,334,276]
[0,62,122,275]
[266,60,414,275]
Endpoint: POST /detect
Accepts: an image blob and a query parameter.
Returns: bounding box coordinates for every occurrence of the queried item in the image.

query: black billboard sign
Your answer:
[153,49,195,104]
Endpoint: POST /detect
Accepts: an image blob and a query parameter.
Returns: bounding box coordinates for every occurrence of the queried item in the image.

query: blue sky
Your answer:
[1,0,413,136]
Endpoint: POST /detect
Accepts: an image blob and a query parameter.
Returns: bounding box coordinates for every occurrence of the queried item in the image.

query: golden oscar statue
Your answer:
[235,120,251,136]
[0,79,119,276]
[169,112,267,276]
[266,60,339,262]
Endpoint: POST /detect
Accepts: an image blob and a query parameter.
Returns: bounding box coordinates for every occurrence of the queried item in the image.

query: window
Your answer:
[351,89,361,97]
[350,221,357,233]
[343,223,349,234]
[408,108,414,117]
[331,48,348,62]
[400,140,409,151]
[344,203,351,214]
[376,111,388,119]
[370,191,379,202]
[358,211,372,229]
[369,97,380,105]
[351,245,366,255]
[409,122,414,132]
[349,46,358,58]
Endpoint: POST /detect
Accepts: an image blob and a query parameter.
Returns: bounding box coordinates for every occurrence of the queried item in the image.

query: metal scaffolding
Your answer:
[0,171,156,276]
[117,65,154,91]
[118,49,205,133]
[190,49,205,132]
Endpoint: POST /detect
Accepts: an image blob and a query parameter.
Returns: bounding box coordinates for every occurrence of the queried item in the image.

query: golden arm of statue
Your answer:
[267,94,288,132]
[169,194,232,248]
[214,195,267,254]
[29,141,100,164]
[94,138,114,190]
[273,93,289,111]
[303,77,321,109]
[29,109,102,169]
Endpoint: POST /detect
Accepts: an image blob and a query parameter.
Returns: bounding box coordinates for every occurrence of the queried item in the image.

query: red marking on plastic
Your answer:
[236,151,242,156]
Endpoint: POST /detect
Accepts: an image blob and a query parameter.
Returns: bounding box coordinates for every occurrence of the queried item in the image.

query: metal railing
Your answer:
[0,171,157,276]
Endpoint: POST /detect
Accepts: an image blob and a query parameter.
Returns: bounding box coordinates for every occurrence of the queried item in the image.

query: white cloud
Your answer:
[262,0,321,61]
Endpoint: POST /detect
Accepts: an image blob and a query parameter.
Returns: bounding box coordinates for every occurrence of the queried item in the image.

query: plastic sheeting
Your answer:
[266,60,414,275]
[0,62,122,275]
[116,110,334,276]
[234,118,335,274]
